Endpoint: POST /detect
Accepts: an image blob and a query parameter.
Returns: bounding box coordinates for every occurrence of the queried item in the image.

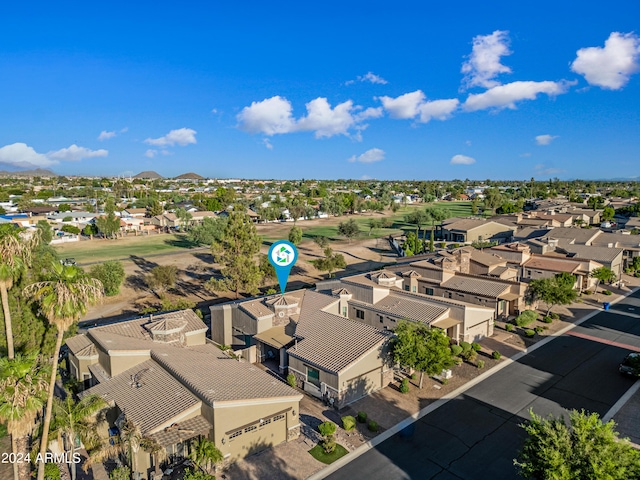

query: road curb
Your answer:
[307,286,640,479]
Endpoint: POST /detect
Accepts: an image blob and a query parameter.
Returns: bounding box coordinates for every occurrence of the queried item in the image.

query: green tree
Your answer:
[57,204,71,213]
[313,236,329,249]
[183,468,215,480]
[483,188,503,214]
[591,266,617,300]
[288,225,303,245]
[36,221,53,245]
[188,217,226,246]
[95,198,121,239]
[139,436,167,478]
[405,210,430,247]
[312,247,346,278]
[258,254,276,283]
[49,393,108,480]
[175,207,193,231]
[0,353,49,480]
[23,263,104,480]
[337,219,360,243]
[89,261,126,296]
[189,437,223,474]
[587,196,604,210]
[424,207,449,253]
[146,265,178,294]
[206,210,262,298]
[527,273,577,316]
[515,409,640,479]
[0,231,39,359]
[146,199,164,217]
[602,206,615,222]
[391,321,454,388]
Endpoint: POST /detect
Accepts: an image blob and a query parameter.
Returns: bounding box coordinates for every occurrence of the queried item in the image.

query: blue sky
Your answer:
[0,1,639,180]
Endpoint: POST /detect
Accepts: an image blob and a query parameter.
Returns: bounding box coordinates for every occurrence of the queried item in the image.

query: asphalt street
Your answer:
[325,290,640,480]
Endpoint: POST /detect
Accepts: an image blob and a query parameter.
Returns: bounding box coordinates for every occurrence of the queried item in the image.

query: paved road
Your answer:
[326,290,640,480]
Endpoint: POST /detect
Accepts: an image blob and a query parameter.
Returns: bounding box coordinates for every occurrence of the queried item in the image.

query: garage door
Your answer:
[230,412,287,457]
[343,369,382,405]
[466,321,488,343]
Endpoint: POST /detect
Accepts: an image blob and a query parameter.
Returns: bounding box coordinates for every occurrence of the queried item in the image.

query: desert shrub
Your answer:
[584,290,592,295]
[341,416,356,431]
[459,341,471,352]
[515,310,538,327]
[463,349,477,363]
[550,312,560,320]
[357,411,367,423]
[451,344,463,357]
[471,342,482,352]
[410,373,416,380]
[368,420,379,432]
[322,436,337,454]
[477,360,485,369]
[535,326,544,334]
[400,378,410,393]
[542,316,553,323]
[453,356,463,366]
[525,329,536,338]
[603,290,612,296]
[110,467,130,480]
[505,323,514,332]
[286,373,296,388]
[492,350,501,360]
[318,421,337,437]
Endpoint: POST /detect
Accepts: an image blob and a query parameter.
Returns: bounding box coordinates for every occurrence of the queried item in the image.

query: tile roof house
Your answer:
[521,254,602,291]
[210,290,393,408]
[438,218,517,244]
[66,309,302,477]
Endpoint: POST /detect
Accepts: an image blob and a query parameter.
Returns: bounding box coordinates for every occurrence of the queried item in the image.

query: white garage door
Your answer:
[466,321,488,343]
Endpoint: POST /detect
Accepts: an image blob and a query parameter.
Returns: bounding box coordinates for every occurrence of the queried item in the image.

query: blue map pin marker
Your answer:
[268,240,298,294]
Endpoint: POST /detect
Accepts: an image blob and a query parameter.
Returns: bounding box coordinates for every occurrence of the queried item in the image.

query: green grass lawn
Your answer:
[53,234,201,264]
[308,443,349,464]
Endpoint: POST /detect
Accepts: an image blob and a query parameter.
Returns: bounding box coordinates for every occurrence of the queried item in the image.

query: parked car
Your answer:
[619,352,640,377]
[61,258,77,266]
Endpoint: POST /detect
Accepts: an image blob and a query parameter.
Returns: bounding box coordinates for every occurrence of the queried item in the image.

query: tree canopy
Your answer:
[337,219,360,242]
[515,409,640,479]
[527,273,577,316]
[207,210,262,297]
[391,321,454,388]
[90,261,126,296]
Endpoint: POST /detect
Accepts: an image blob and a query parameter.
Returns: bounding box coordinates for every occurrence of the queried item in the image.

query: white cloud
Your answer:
[145,149,157,158]
[297,98,357,138]
[145,128,197,147]
[461,30,512,89]
[262,138,273,150]
[463,80,573,111]
[450,154,476,165]
[48,144,108,162]
[237,96,295,135]
[535,134,559,146]
[0,143,56,168]
[571,32,640,90]
[358,72,388,84]
[348,148,385,164]
[98,130,116,141]
[534,164,564,176]
[379,90,425,119]
[238,96,380,139]
[520,152,532,157]
[418,99,460,122]
[0,142,108,168]
[379,90,459,123]
[120,127,129,133]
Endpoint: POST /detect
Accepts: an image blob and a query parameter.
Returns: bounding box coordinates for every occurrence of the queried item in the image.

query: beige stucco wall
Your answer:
[185,330,206,347]
[210,304,232,345]
[212,398,301,462]
[108,351,150,377]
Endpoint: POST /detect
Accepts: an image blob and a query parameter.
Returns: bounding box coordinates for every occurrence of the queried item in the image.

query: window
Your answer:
[260,418,271,427]
[412,286,417,292]
[447,292,452,299]
[273,414,285,422]
[307,366,320,387]
[426,288,434,296]
[404,284,410,291]
[244,425,257,433]
[229,430,242,440]
[378,315,384,323]
[527,270,532,277]
[355,309,365,319]
[342,306,347,317]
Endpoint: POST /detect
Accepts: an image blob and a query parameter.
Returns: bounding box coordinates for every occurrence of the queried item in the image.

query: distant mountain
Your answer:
[0,168,58,177]
[133,170,164,179]
[174,172,205,180]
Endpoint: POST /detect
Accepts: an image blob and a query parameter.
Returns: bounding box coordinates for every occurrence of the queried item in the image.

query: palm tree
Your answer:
[83,416,141,478]
[0,232,39,359]
[49,392,108,480]
[189,437,223,474]
[140,436,167,478]
[23,262,104,480]
[0,353,49,480]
